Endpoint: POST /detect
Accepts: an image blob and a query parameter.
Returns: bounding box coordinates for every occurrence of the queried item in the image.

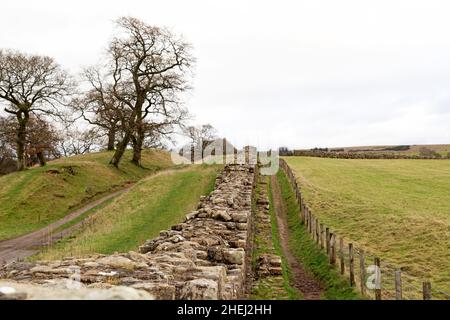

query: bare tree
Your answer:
[73,67,122,151]
[106,17,194,167]
[58,128,102,157]
[135,119,174,150]
[183,123,217,160]
[0,115,60,167]
[0,50,74,170]
[184,124,217,145]
[0,131,15,175]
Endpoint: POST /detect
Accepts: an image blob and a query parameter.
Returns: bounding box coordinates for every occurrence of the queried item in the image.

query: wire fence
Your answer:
[279,158,450,300]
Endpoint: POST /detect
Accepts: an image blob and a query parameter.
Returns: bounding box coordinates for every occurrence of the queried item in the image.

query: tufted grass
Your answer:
[284,157,450,291]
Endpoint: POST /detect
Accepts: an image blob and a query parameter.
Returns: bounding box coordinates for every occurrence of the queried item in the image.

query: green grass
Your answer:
[250,175,301,300]
[34,164,219,260]
[284,157,450,290]
[276,169,360,300]
[52,197,116,235]
[0,149,174,241]
[267,177,303,300]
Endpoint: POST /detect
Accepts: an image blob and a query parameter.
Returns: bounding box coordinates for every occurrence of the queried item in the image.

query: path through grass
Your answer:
[277,169,360,299]
[35,165,219,259]
[0,149,173,240]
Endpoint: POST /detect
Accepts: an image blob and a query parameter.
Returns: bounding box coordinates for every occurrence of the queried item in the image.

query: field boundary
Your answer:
[288,150,450,160]
[279,158,450,300]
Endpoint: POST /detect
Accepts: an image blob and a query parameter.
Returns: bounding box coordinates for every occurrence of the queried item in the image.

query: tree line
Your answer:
[0,16,199,173]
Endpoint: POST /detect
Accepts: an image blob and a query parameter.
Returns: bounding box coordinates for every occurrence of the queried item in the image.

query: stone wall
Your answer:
[0,164,256,300]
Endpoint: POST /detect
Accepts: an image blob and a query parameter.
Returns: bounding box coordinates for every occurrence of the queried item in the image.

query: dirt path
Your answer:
[0,166,192,265]
[0,186,132,265]
[270,175,323,300]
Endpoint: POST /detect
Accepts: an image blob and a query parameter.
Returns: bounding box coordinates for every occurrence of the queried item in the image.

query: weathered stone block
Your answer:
[179,279,219,300]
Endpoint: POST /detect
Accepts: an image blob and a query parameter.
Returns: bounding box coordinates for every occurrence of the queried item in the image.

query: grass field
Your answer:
[0,149,173,241]
[284,157,450,291]
[34,164,219,260]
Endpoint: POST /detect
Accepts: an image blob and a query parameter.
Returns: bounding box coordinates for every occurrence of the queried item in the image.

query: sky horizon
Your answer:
[1,0,450,150]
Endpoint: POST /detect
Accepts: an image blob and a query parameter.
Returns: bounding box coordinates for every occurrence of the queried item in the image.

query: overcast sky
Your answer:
[1,0,450,149]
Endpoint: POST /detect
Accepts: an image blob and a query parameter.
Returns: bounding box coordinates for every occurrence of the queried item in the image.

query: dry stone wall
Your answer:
[0,164,256,300]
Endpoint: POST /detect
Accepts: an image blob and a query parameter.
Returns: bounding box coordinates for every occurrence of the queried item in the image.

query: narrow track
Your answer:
[0,186,132,264]
[270,174,323,300]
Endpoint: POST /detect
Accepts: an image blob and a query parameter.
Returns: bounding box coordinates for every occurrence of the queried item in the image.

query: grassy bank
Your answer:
[0,149,173,241]
[34,164,219,259]
[285,157,450,290]
[276,169,360,300]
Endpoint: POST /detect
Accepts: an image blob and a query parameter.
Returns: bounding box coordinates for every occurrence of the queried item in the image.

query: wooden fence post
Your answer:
[300,203,304,221]
[305,207,308,229]
[308,209,312,234]
[349,243,355,287]
[313,216,317,240]
[374,257,381,300]
[298,193,302,209]
[339,238,345,274]
[320,224,324,249]
[395,270,402,300]
[309,211,313,235]
[329,233,336,265]
[423,281,431,300]
[315,220,320,245]
[312,216,317,241]
[359,250,366,296]
[304,206,308,228]
[326,228,330,254]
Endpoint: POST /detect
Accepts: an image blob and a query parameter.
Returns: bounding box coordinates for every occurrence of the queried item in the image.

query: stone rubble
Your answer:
[256,254,282,277]
[0,164,256,300]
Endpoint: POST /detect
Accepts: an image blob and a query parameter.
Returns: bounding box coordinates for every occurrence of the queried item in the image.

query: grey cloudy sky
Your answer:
[1,0,450,149]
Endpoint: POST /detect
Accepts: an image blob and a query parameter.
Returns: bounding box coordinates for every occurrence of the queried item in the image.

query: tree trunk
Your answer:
[110,133,130,167]
[131,118,144,166]
[107,127,116,151]
[131,143,141,166]
[15,111,29,171]
[131,137,143,166]
[37,151,46,167]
